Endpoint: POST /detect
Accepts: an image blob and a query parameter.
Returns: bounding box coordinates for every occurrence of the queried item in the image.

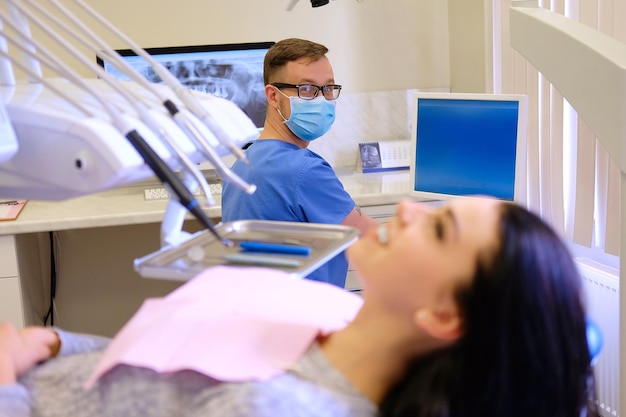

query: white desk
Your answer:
[0,171,409,336]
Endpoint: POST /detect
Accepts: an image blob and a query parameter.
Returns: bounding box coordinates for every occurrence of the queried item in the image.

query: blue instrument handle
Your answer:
[239,241,311,256]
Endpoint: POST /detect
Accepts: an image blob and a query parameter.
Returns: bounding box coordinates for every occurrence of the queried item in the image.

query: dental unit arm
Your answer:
[0,0,258,256]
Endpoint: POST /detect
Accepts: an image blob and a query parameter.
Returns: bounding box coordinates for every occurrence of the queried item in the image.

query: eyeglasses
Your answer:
[271,83,342,100]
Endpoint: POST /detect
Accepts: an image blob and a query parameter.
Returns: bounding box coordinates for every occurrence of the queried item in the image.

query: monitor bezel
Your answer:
[408,91,528,204]
[95,41,276,67]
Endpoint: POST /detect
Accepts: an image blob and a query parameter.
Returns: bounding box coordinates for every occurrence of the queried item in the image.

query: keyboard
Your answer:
[144,183,223,201]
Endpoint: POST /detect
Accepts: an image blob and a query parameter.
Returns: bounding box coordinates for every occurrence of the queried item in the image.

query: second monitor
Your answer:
[408,92,528,203]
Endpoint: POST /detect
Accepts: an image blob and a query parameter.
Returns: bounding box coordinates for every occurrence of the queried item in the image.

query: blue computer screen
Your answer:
[412,96,522,201]
[97,42,274,129]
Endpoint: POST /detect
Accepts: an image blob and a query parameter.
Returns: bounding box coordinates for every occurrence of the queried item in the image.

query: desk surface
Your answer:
[0,170,411,235]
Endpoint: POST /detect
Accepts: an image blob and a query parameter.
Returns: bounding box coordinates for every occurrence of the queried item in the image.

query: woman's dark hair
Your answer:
[379,202,595,417]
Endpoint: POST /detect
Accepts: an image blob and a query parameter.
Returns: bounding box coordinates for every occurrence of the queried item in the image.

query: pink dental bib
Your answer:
[86,266,362,387]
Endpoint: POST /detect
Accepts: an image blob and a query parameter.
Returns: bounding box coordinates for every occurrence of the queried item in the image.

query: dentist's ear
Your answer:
[265,85,281,108]
[413,308,462,342]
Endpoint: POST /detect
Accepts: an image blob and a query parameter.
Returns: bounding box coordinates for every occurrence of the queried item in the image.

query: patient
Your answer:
[0,198,596,417]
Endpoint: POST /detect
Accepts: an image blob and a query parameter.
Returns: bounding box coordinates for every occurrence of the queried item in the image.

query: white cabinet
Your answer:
[0,235,24,327]
[0,235,17,278]
[345,204,396,292]
[0,278,24,327]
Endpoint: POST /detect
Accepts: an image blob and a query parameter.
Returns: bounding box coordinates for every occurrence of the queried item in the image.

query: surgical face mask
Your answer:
[277,93,336,141]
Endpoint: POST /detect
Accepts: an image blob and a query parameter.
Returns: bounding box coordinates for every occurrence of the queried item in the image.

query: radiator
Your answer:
[576,258,620,417]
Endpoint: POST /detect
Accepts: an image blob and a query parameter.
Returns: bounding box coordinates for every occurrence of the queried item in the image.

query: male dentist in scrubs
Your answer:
[222,38,379,288]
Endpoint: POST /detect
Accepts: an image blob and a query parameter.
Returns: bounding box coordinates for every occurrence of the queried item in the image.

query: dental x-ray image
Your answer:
[98,43,274,129]
[148,59,265,128]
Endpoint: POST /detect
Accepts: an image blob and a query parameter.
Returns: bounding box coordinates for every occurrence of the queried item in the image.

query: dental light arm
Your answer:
[0,7,230,246]
[0,0,259,246]
[5,0,218,208]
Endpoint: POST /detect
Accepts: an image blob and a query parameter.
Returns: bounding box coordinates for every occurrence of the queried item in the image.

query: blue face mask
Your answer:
[278,95,336,141]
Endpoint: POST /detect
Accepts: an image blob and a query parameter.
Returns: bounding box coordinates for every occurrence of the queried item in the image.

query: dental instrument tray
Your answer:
[134,220,361,281]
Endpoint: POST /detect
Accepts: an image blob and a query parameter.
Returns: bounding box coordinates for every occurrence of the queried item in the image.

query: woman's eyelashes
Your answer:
[433,217,445,241]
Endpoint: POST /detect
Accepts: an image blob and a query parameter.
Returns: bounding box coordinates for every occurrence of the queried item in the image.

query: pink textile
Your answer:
[85,266,362,387]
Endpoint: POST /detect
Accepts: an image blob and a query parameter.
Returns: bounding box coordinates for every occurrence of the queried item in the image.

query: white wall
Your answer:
[24,0,451,93]
[448,0,488,92]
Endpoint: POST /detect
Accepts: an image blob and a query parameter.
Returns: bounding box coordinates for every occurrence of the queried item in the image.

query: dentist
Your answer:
[222,38,379,288]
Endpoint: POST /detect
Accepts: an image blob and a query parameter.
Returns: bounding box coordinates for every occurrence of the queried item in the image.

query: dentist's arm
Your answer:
[341,205,380,235]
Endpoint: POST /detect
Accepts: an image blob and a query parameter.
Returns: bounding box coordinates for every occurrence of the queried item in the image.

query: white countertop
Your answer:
[0,170,411,235]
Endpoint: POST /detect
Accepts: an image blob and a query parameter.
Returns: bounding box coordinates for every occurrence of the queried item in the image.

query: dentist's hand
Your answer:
[0,321,60,384]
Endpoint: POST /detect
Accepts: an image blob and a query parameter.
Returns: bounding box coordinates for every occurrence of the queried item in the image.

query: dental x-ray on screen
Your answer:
[97,42,274,129]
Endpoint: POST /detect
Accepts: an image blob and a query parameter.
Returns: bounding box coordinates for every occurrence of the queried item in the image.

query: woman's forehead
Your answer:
[448,198,501,249]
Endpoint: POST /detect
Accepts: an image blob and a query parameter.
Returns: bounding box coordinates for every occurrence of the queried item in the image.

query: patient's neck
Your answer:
[317,311,427,404]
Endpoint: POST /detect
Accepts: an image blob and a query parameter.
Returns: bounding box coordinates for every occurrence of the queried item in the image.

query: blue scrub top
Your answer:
[222,140,356,287]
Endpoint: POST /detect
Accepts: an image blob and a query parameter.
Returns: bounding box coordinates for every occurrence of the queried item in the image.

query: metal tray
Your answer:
[134,220,361,281]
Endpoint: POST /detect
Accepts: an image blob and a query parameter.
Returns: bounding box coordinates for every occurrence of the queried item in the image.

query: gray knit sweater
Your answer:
[0,329,376,417]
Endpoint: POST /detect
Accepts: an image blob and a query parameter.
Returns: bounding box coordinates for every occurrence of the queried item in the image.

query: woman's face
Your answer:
[347,198,501,315]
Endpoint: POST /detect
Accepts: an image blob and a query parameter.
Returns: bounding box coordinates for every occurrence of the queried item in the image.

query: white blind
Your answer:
[493,0,625,256]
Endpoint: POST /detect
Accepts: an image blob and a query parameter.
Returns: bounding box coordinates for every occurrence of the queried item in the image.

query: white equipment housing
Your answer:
[0,78,257,200]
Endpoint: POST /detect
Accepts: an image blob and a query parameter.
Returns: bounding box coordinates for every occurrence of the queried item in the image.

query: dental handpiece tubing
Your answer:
[124,130,227,244]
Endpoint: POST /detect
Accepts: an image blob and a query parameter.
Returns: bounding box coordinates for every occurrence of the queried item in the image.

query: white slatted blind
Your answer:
[493,0,624,256]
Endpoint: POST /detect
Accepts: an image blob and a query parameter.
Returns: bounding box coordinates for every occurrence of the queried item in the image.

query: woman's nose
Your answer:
[396,199,431,225]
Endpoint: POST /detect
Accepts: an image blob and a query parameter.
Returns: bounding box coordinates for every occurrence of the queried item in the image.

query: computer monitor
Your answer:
[408,92,528,202]
[96,41,274,129]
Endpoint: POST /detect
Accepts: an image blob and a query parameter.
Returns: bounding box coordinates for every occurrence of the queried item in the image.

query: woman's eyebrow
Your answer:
[444,207,459,241]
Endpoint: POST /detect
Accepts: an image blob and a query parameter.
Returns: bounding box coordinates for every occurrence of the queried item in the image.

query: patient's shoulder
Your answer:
[190,375,376,417]
[202,344,376,417]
